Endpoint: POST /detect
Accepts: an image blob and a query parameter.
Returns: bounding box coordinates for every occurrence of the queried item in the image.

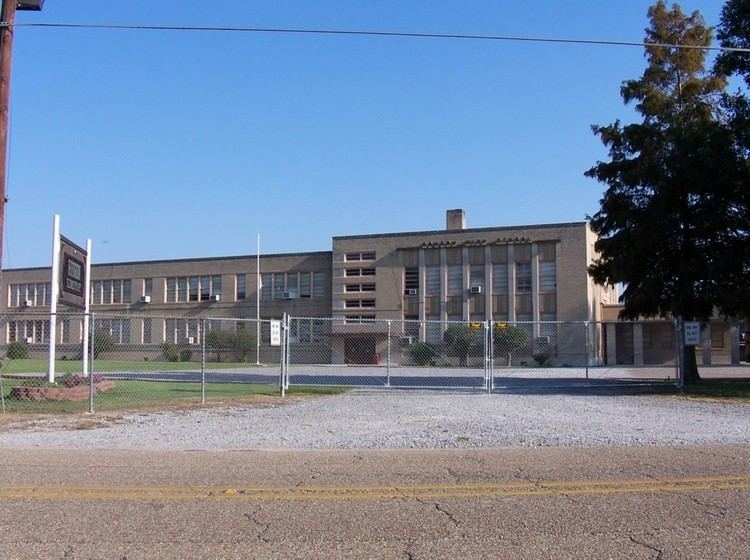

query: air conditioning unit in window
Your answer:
[536,336,551,344]
[185,337,195,345]
[139,295,151,304]
[22,299,33,307]
[399,335,415,345]
[406,289,418,296]
[24,337,34,344]
[282,291,296,300]
[470,286,483,294]
[212,294,221,302]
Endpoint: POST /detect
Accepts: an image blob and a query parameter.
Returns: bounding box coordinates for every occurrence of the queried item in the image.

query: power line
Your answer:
[4,22,750,53]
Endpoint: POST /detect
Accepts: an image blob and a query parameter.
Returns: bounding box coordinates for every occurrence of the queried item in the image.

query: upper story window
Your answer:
[92,279,132,305]
[236,274,246,300]
[9,283,51,307]
[345,283,376,293]
[516,263,532,293]
[261,271,325,300]
[404,267,419,294]
[344,268,376,278]
[447,265,463,296]
[539,262,556,292]
[425,267,440,296]
[492,264,508,294]
[344,252,376,262]
[165,276,222,303]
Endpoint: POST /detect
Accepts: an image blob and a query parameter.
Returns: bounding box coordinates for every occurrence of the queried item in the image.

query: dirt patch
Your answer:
[0,413,127,433]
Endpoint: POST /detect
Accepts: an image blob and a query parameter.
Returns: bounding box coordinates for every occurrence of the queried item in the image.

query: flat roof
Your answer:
[332,221,587,241]
[3,250,333,273]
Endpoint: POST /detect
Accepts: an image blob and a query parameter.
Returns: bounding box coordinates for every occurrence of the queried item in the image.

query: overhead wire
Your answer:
[2,22,750,53]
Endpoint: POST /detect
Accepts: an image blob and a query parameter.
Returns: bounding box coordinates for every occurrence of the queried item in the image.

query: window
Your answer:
[516,263,532,293]
[8,319,50,343]
[344,315,376,324]
[144,278,153,299]
[313,272,327,297]
[200,276,210,301]
[492,264,508,294]
[189,277,199,302]
[300,273,311,298]
[470,265,485,290]
[426,267,440,296]
[166,278,176,302]
[262,274,272,301]
[178,277,188,301]
[286,273,298,299]
[236,274,246,300]
[164,318,201,344]
[274,273,285,300]
[404,267,419,294]
[345,268,375,278]
[143,319,152,344]
[345,299,376,308]
[345,252,375,262]
[345,283,376,293]
[95,318,131,344]
[539,262,556,292]
[447,266,463,295]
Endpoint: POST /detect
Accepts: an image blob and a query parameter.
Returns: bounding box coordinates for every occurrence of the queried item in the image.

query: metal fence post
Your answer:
[675,316,685,391]
[485,320,492,394]
[584,321,590,382]
[201,318,206,405]
[88,312,95,414]
[386,320,391,387]
[279,314,287,397]
[285,314,290,391]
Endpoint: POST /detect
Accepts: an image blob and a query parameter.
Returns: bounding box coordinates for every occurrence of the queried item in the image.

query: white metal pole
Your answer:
[48,214,61,383]
[256,233,261,366]
[81,239,92,376]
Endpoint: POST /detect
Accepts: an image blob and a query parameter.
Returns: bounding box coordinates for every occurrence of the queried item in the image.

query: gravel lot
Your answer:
[1,390,749,450]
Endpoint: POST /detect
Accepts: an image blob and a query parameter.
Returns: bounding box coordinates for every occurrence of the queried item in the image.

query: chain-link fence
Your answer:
[1,312,748,412]
[0,312,282,413]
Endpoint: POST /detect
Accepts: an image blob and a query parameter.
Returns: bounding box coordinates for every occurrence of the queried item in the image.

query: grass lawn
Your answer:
[1,358,271,376]
[0,379,347,413]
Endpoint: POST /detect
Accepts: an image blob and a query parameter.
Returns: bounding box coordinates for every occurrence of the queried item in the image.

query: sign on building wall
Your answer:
[59,235,87,309]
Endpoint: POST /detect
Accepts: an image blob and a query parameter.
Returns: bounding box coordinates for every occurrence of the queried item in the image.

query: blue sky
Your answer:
[5,0,726,268]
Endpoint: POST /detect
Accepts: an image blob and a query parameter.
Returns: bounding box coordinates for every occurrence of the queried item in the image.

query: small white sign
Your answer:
[684,321,701,346]
[270,320,281,347]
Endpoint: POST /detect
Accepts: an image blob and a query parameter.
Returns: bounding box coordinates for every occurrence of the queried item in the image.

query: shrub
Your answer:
[533,352,552,367]
[408,341,437,366]
[179,349,192,362]
[444,325,479,367]
[233,328,256,362]
[91,330,115,359]
[6,340,29,359]
[161,342,180,362]
[205,330,234,363]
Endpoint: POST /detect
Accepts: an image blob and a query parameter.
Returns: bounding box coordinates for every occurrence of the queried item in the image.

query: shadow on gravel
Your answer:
[491,379,678,397]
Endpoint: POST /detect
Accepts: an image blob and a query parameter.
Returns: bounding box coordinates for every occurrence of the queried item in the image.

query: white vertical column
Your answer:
[256,233,261,365]
[81,239,92,376]
[48,214,61,383]
[484,246,492,322]
[507,245,516,322]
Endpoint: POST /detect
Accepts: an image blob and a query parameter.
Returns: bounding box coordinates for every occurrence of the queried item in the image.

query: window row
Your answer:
[261,272,326,301]
[404,262,556,296]
[165,276,222,303]
[91,279,133,305]
[344,251,376,262]
[344,283,376,293]
[9,283,51,307]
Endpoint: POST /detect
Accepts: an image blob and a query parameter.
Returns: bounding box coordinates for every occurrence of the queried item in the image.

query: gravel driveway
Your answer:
[1,390,749,450]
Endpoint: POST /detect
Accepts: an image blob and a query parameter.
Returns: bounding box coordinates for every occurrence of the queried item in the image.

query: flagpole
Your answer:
[256,232,261,366]
[48,214,60,383]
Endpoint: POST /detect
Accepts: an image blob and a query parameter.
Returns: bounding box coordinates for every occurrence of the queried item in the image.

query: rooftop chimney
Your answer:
[446,209,466,231]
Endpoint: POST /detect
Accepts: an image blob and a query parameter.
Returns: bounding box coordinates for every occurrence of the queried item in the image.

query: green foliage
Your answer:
[493,326,529,356]
[205,330,235,363]
[205,329,257,363]
[532,353,552,367]
[91,330,115,359]
[233,329,256,362]
[443,325,479,366]
[407,341,437,366]
[586,2,750,384]
[6,341,29,360]
[179,349,192,362]
[161,342,180,362]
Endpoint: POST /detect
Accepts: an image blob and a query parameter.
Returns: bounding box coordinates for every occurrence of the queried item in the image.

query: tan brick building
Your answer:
[1,210,618,364]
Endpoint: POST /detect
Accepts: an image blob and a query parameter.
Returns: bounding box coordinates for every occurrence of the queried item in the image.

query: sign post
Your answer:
[48,215,89,383]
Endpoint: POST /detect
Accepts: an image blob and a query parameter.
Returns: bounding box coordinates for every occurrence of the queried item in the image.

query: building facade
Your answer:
[1,210,618,364]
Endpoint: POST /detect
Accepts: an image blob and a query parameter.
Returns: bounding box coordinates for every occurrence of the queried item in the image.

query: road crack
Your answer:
[243,507,271,544]
[617,530,663,559]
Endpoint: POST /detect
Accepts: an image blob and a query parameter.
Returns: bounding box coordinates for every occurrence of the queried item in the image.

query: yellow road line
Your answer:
[0,475,748,502]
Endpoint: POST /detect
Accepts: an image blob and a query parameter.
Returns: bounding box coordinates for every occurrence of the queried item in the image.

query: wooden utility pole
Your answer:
[0,0,17,284]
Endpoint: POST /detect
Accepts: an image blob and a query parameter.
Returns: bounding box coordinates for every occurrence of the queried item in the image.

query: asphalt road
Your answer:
[1,445,749,559]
